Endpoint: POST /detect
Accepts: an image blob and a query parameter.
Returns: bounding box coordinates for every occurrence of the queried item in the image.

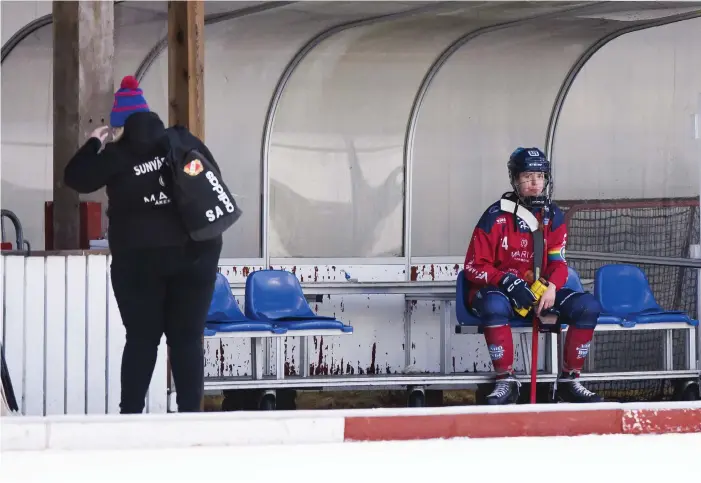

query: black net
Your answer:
[555,198,699,401]
[559,199,699,257]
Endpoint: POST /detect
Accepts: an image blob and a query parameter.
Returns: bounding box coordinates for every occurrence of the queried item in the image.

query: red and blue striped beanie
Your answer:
[110,75,150,127]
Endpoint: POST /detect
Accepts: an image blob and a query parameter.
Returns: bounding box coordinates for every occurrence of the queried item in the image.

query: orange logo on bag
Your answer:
[184,159,203,176]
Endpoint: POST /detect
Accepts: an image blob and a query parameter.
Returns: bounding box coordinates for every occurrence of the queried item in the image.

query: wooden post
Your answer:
[52,1,114,249]
[168,0,205,138]
[167,0,205,411]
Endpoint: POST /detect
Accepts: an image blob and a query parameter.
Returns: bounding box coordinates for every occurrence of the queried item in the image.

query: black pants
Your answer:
[110,238,222,413]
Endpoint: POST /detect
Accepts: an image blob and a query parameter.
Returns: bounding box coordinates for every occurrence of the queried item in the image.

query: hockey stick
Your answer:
[530,268,540,404]
[1,342,19,413]
[530,227,545,404]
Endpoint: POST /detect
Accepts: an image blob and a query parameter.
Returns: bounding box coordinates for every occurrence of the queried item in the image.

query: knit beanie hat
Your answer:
[110,75,150,127]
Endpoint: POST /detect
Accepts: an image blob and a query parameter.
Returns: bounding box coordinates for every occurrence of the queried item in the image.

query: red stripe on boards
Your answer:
[344,408,701,442]
[622,408,701,434]
[344,410,623,442]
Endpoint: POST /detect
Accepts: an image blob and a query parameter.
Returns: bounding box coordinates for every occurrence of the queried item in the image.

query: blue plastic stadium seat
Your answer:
[594,264,697,328]
[205,272,287,335]
[245,269,353,333]
[563,266,584,292]
[563,267,624,325]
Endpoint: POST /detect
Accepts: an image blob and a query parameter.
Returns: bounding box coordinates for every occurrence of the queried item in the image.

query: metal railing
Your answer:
[1,209,29,253]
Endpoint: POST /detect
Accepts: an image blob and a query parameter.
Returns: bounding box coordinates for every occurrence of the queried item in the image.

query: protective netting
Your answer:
[555,198,699,401]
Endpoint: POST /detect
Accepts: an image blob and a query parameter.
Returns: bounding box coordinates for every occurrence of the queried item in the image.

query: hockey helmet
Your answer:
[507,147,551,207]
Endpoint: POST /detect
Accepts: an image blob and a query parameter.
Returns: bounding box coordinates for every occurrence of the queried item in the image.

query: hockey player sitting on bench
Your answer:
[463,147,602,405]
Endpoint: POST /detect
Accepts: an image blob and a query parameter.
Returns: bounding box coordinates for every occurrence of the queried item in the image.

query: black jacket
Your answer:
[64,111,221,253]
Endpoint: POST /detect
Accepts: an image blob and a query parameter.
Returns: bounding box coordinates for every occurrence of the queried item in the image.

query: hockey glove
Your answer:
[498,273,537,310]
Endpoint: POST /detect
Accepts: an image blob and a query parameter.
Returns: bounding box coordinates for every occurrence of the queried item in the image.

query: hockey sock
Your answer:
[563,327,594,373]
[483,325,514,375]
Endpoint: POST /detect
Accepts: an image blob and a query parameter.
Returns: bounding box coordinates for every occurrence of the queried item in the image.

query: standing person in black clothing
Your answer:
[64,75,222,413]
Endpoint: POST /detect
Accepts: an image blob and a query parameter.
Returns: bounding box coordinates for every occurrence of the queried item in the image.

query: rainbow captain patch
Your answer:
[184,159,204,176]
[548,246,566,262]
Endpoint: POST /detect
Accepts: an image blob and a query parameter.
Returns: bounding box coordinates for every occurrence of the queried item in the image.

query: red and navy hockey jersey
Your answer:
[463,195,568,304]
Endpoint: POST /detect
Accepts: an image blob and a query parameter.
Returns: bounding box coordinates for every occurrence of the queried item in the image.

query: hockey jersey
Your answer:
[463,194,568,304]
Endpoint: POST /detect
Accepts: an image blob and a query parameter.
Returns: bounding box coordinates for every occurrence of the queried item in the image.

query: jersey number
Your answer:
[502,237,508,250]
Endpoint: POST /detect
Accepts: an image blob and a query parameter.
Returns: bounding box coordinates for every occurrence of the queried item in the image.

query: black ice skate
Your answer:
[486,375,521,405]
[556,371,603,403]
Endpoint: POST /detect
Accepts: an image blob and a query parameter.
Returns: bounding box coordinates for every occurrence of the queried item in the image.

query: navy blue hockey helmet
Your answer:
[507,147,551,207]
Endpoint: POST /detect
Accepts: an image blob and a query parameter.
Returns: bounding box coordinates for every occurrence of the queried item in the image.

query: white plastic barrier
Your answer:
[1,253,168,416]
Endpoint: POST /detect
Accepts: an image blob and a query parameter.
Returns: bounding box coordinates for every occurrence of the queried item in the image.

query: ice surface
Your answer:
[2,432,699,483]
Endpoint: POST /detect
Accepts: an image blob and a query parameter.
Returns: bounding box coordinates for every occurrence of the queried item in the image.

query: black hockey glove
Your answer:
[498,273,537,310]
